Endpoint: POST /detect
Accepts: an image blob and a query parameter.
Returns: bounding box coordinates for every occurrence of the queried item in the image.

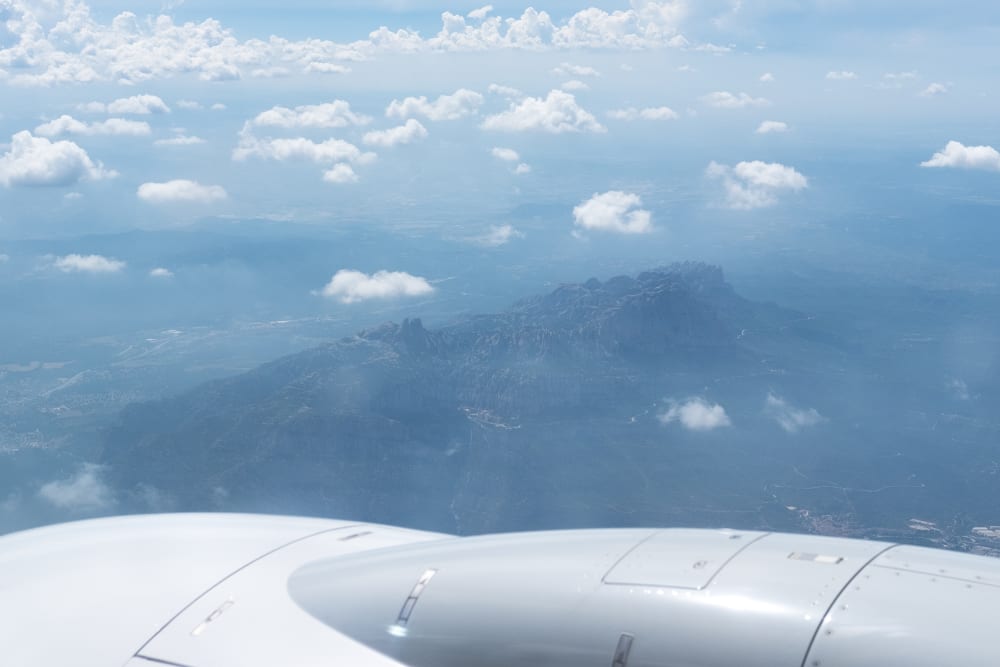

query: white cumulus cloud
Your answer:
[233,133,375,167]
[659,398,731,431]
[37,464,115,511]
[514,162,531,174]
[764,393,824,433]
[320,269,434,303]
[153,134,205,146]
[920,82,949,97]
[755,120,788,134]
[573,191,652,234]
[322,164,359,184]
[149,267,174,278]
[921,141,1000,171]
[35,115,150,137]
[0,131,115,187]
[607,106,678,121]
[468,5,494,21]
[0,2,686,86]
[759,72,775,83]
[386,89,484,121]
[826,70,857,80]
[707,160,808,209]
[251,101,371,128]
[553,62,600,77]
[474,224,524,246]
[304,61,350,74]
[362,119,428,147]
[560,79,590,91]
[491,147,520,161]
[702,91,770,109]
[137,179,227,203]
[54,254,125,273]
[80,94,170,114]
[482,90,604,133]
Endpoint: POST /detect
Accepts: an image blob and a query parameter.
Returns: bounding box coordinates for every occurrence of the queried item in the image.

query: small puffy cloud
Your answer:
[764,393,824,433]
[467,5,494,20]
[386,89,484,121]
[475,224,524,246]
[659,398,731,431]
[552,62,600,77]
[0,131,115,187]
[362,119,428,147]
[322,164,359,184]
[514,162,531,174]
[176,100,203,110]
[320,269,434,303]
[54,254,125,273]
[759,72,775,83]
[707,160,807,209]
[488,84,524,99]
[884,71,917,81]
[491,147,520,161]
[826,70,857,80]
[607,106,678,121]
[81,94,170,115]
[35,115,150,137]
[573,191,652,234]
[702,91,770,109]
[921,141,1000,172]
[561,79,590,91]
[947,379,970,401]
[304,61,351,74]
[138,179,227,204]
[154,134,205,146]
[149,267,174,278]
[251,66,291,78]
[251,101,371,129]
[210,103,227,111]
[37,464,115,512]
[920,82,949,97]
[482,90,605,133]
[234,133,375,167]
[755,120,788,134]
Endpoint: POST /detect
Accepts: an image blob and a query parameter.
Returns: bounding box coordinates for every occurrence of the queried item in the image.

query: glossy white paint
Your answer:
[137,524,447,667]
[0,514,353,667]
[2,514,1000,667]
[288,528,894,667]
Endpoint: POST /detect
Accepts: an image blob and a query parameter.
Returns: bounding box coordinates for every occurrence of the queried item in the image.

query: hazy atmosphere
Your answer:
[2,0,999,554]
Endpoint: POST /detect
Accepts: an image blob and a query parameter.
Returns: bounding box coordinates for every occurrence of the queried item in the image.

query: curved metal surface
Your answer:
[803,545,1000,667]
[0,513,353,667]
[288,529,893,667]
[3,514,1000,667]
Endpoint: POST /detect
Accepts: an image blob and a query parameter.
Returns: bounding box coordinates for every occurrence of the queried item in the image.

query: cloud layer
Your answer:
[921,141,1000,171]
[482,90,604,133]
[764,393,824,433]
[37,463,115,511]
[707,160,808,209]
[320,269,434,303]
[0,132,115,187]
[573,191,652,234]
[362,119,428,147]
[53,254,126,273]
[137,179,227,203]
[659,398,731,431]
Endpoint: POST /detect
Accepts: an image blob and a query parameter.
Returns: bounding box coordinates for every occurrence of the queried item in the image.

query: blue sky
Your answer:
[0,0,998,245]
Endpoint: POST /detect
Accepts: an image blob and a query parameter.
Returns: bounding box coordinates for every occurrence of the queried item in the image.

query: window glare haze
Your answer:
[1,0,999,555]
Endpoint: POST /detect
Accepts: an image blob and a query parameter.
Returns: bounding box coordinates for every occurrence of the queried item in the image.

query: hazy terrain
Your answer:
[2,211,997,554]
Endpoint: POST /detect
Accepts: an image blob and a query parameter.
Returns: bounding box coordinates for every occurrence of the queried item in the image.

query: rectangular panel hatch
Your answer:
[603,529,766,589]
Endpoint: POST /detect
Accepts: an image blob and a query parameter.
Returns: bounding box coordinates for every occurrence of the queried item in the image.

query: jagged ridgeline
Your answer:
[101,264,839,533]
